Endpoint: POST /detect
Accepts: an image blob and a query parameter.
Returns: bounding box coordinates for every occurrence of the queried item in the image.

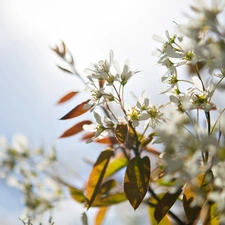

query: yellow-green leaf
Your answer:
[92,193,127,207]
[69,186,85,203]
[210,203,219,225]
[94,207,108,225]
[154,188,182,223]
[86,149,114,209]
[81,212,88,225]
[57,65,74,74]
[104,153,129,178]
[124,156,151,210]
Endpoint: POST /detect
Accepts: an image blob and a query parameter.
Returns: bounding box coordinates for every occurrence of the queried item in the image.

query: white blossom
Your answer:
[83,111,114,143]
[113,59,139,85]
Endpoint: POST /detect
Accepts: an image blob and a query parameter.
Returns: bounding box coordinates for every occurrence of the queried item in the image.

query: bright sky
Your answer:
[0,0,191,224]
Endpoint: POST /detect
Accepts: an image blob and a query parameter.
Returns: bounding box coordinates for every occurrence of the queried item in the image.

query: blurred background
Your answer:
[0,0,191,224]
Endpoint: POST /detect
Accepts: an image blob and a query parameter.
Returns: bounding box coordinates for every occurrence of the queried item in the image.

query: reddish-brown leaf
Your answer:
[99,80,105,88]
[60,100,91,120]
[81,132,95,140]
[81,133,117,145]
[95,137,117,144]
[60,120,92,138]
[124,156,151,210]
[144,146,161,156]
[57,91,78,104]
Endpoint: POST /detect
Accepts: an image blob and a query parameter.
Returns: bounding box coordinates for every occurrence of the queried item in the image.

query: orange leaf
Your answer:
[60,99,91,120]
[95,207,108,225]
[86,149,114,209]
[60,120,92,138]
[57,91,78,104]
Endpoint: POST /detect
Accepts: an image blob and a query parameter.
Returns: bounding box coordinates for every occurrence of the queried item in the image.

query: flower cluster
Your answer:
[151,1,225,223]
[83,52,165,143]
[0,134,62,215]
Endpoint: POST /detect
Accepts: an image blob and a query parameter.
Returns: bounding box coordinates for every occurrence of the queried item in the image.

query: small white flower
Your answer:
[130,91,165,128]
[84,50,114,84]
[84,82,113,110]
[113,59,139,85]
[125,105,142,127]
[187,76,215,111]
[83,111,114,143]
[12,133,29,154]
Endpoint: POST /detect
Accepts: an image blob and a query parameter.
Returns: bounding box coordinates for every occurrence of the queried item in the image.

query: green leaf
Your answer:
[104,153,129,178]
[115,123,128,143]
[124,156,151,210]
[94,207,108,225]
[154,188,182,223]
[57,65,74,74]
[81,212,88,225]
[92,193,127,207]
[69,186,86,203]
[86,149,114,209]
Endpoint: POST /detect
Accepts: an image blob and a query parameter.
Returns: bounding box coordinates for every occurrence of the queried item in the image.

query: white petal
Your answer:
[132,120,139,127]
[83,124,95,132]
[113,60,121,74]
[192,76,203,90]
[94,111,103,125]
[144,98,149,107]
[169,95,179,104]
[152,34,165,43]
[109,50,114,64]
